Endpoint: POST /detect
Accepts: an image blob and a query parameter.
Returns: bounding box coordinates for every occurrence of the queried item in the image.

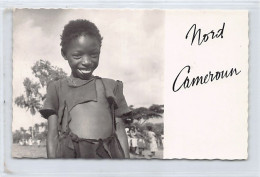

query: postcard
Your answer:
[12,9,248,159]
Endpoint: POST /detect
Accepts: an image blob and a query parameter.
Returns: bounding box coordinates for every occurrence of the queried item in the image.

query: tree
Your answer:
[37,122,48,141]
[32,59,67,86]
[126,105,164,146]
[19,127,26,139]
[15,78,42,139]
[31,60,67,100]
[131,105,163,125]
[14,59,67,140]
[15,78,42,115]
[34,123,40,137]
[148,104,164,114]
[13,130,22,143]
[28,126,33,138]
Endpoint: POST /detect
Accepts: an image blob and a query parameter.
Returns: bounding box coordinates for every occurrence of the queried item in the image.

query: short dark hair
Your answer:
[60,19,103,53]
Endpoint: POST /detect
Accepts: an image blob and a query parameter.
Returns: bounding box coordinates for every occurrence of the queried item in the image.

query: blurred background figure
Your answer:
[136,128,146,156]
[129,126,138,154]
[147,126,158,157]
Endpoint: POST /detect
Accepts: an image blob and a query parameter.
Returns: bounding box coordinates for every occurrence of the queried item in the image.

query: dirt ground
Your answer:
[12,144,163,159]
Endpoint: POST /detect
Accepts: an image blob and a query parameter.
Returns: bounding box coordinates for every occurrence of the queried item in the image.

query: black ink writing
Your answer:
[185,23,225,46]
[172,65,241,92]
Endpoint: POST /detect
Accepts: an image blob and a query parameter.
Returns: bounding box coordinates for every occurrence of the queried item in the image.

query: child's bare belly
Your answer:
[69,80,113,139]
[69,102,113,139]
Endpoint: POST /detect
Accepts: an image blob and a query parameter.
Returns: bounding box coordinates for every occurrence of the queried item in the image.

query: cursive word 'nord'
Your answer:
[185,23,225,46]
[172,65,241,92]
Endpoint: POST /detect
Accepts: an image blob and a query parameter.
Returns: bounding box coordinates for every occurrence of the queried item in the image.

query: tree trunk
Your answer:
[31,114,34,139]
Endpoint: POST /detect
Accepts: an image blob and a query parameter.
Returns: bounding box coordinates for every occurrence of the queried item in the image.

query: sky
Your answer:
[12,9,164,131]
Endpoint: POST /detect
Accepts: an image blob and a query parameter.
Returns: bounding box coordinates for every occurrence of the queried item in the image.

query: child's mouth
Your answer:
[78,69,92,74]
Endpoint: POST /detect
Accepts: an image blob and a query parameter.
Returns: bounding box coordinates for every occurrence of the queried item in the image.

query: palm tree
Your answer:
[34,123,40,136]
[39,122,48,141]
[28,126,33,138]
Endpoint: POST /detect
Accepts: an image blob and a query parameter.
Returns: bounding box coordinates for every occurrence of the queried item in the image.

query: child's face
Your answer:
[62,35,101,79]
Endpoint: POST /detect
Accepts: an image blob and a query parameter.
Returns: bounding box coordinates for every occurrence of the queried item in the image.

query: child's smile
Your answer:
[63,35,101,80]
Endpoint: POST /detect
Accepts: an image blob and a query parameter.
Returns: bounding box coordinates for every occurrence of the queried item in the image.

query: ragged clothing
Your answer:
[56,131,125,159]
[40,75,131,131]
[39,75,131,158]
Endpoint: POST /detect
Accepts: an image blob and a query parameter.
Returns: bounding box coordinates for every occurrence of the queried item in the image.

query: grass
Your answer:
[12,143,163,159]
[129,148,163,159]
[12,144,47,158]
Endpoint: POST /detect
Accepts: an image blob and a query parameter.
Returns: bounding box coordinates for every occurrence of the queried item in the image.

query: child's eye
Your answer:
[90,54,99,58]
[72,55,82,59]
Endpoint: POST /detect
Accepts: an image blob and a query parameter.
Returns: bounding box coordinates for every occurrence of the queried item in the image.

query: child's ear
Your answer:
[61,49,67,60]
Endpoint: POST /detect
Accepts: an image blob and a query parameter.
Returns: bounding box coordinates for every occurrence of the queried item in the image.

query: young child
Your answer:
[39,19,131,159]
[129,127,137,154]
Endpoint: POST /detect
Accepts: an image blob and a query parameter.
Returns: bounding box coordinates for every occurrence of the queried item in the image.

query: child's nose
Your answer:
[81,55,91,65]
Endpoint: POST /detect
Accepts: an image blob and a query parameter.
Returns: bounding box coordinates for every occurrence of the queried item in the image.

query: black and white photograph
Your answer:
[12,9,248,160]
[12,9,164,159]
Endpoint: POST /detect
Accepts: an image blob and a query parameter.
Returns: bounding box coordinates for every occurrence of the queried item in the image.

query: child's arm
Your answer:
[39,81,59,158]
[113,80,131,158]
[47,114,59,158]
[115,118,130,158]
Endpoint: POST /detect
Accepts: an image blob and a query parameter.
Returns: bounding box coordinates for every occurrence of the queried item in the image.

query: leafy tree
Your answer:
[32,60,67,87]
[19,127,26,139]
[24,132,31,140]
[148,104,164,114]
[14,59,67,140]
[131,105,163,125]
[15,78,42,116]
[151,123,164,136]
[13,122,49,143]
[38,122,48,141]
[15,78,42,139]
[126,104,164,148]
[13,130,22,143]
